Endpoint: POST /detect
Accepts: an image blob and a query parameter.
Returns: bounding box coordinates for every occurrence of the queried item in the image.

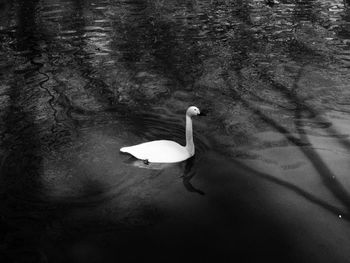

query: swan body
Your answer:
[120,140,191,163]
[120,106,200,163]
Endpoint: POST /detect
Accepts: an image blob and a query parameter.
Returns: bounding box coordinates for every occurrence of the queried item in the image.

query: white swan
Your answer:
[120,106,201,163]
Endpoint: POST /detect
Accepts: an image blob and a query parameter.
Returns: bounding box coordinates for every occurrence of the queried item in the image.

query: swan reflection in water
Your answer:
[120,154,205,195]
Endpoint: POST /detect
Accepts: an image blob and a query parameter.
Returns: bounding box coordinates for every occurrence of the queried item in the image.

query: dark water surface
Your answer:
[1,0,350,262]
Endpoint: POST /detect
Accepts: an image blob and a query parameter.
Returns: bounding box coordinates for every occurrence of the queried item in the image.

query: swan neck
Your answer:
[185,115,194,155]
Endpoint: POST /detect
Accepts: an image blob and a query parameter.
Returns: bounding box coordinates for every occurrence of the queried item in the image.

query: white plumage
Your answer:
[120,140,191,163]
[120,106,200,163]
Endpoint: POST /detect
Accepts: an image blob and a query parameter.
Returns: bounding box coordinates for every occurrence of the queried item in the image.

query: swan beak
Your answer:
[198,109,207,116]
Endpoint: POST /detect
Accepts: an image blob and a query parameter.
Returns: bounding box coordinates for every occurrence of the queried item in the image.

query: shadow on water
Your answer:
[0,1,47,261]
[0,0,12,30]
[224,62,350,219]
[112,0,204,89]
[42,0,122,129]
[0,1,119,262]
[70,0,117,110]
[168,153,298,263]
[205,1,350,220]
[256,68,350,211]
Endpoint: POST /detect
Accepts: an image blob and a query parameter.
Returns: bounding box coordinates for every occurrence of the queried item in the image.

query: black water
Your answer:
[1,0,350,262]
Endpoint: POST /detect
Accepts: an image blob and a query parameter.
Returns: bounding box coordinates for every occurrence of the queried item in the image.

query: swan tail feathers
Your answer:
[120,147,130,153]
[120,146,139,158]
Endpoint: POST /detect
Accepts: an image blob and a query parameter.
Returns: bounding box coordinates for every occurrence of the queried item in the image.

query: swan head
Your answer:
[186,106,200,117]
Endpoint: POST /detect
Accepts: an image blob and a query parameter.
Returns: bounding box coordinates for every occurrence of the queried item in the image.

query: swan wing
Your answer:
[120,140,191,163]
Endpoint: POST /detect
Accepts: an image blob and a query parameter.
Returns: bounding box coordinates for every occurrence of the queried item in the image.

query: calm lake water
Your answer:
[1,0,350,262]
